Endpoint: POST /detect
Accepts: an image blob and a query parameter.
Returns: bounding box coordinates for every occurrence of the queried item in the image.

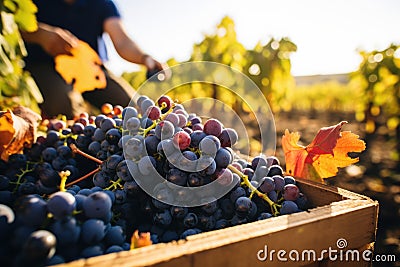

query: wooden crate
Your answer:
[57,179,379,267]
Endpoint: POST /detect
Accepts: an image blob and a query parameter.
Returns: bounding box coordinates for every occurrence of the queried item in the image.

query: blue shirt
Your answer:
[25,0,120,64]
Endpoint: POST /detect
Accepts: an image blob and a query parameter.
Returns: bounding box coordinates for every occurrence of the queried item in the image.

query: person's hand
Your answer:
[38,25,79,57]
[143,55,164,72]
[143,55,170,81]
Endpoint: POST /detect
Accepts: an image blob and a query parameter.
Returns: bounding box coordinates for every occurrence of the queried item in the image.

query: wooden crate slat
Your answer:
[54,179,378,267]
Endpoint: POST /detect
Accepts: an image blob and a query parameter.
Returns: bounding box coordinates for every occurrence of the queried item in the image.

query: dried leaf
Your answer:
[130,230,152,249]
[282,121,366,183]
[0,106,41,161]
[55,40,106,92]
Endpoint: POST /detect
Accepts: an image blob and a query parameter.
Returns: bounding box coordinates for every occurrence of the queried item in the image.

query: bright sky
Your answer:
[105,0,400,76]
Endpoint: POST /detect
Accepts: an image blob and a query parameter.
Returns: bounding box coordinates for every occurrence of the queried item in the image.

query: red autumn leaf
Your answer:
[55,40,107,92]
[0,106,41,161]
[282,121,366,183]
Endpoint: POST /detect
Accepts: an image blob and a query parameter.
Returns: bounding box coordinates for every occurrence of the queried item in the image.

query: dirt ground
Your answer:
[273,110,400,267]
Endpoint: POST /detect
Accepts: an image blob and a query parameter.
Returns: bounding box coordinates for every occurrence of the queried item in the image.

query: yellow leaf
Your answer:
[55,40,107,93]
[0,106,41,161]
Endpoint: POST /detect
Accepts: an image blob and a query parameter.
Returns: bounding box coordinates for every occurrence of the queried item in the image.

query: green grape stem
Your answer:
[12,163,36,193]
[227,164,281,216]
[105,178,123,191]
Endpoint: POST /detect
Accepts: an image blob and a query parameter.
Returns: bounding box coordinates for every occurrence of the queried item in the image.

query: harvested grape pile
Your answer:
[0,95,308,266]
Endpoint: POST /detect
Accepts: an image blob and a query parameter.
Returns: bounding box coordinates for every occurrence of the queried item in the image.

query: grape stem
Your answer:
[227,164,281,216]
[12,163,36,193]
[59,170,71,192]
[65,167,100,187]
[69,143,103,164]
[105,178,123,191]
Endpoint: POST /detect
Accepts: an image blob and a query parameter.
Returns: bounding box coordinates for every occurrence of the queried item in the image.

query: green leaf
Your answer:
[23,73,43,103]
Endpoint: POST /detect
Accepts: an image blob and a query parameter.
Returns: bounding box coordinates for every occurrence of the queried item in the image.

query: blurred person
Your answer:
[22,0,164,118]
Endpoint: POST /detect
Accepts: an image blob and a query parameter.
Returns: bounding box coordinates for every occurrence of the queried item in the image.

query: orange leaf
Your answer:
[282,121,366,183]
[55,40,107,92]
[130,230,152,249]
[0,107,41,161]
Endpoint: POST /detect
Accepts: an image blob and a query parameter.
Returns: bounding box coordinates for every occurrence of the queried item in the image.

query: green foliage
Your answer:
[0,0,42,112]
[350,44,400,160]
[286,80,358,112]
[122,16,297,114]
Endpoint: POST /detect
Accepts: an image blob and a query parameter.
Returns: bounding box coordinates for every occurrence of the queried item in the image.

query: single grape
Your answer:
[283,184,300,201]
[230,187,246,203]
[21,230,56,264]
[284,175,296,185]
[122,106,138,119]
[104,225,125,246]
[83,191,112,221]
[203,118,223,136]
[153,209,172,227]
[16,195,47,228]
[199,135,220,156]
[258,176,275,193]
[215,148,233,168]
[268,164,284,177]
[42,147,57,162]
[157,95,172,112]
[47,191,76,220]
[258,212,273,220]
[105,128,121,145]
[101,103,114,114]
[100,118,116,132]
[145,105,161,120]
[272,175,285,191]
[125,117,141,133]
[183,213,198,228]
[80,219,106,245]
[218,128,238,147]
[172,131,191,150]
[280,200,300,215]
[49,217,80,246]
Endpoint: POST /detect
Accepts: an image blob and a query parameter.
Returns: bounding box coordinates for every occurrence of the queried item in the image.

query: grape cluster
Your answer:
[0,96,308,266]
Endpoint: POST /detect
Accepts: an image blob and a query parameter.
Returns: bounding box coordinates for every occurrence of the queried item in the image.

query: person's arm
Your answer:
[103,17,163,70]
[21,23,78,57]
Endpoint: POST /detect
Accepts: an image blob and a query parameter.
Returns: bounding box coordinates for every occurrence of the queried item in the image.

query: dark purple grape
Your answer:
[83,124,96,137]
[80,219,106,245]
[280,201,300,215]
[258,176,275,193]
[203,118,223,137]
[215,148,233,168]
[105,128,121,145]
[83,191,112,221]
[100,118,116,132]
[268,164,284,177]
[183,212,198,228]
[49,217,80,246]
[272,175,285,191]
[167,168,188,186]
[47,191,76,220]
[42,147,57,162]
[21,230,56,264]
[235,197,252,218]
[283,184,300,201]
[218,128,238,147]
[71,122,84,134]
